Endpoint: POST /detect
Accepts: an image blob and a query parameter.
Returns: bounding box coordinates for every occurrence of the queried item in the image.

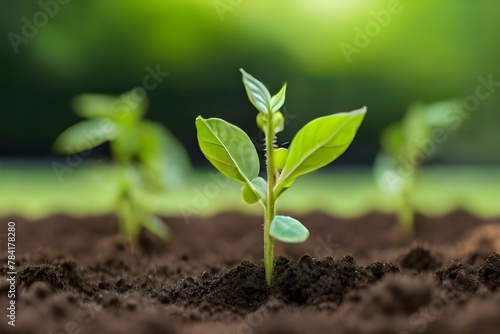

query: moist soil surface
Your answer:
[1,210,500,334]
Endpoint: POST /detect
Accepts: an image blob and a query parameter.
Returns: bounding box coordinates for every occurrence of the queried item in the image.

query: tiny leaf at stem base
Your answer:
[270,215,310,243]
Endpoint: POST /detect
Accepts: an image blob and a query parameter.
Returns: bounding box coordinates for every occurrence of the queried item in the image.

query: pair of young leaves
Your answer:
[53,88,190,239]
[196,69,366,244]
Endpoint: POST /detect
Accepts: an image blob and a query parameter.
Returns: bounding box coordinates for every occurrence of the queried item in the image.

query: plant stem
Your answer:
[264,118,276,286]
[399,186,413,233]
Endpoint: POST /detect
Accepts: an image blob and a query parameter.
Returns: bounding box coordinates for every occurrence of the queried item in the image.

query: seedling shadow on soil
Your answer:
[1,210,499,334]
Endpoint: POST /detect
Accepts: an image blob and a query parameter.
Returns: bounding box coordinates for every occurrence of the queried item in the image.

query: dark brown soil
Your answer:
[1,210,499,334]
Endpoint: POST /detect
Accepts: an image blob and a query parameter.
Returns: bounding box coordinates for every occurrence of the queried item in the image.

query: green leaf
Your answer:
[250,177,267,202]
[196,117,260,185]
[52,118,117,154]
[270,82,287,113]
[373,153,404,195]
[274,148,289,170]
[403,104,430,147]
[110,123,140,164]
[72,94,119,119]
[270,215,309,243]
[275,107,367,195]
[380,122,404,156]
[73,88,148,123]
[142,215,171,241]
[240,68,272,114]
[272,111,285,133]
[256,111,285,133]
[423,100,459,127]
[241,184,258,204]
[138,121,190,190]
[118,87,148,122]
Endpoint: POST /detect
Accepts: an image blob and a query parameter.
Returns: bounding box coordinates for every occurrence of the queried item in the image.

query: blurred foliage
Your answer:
[1,164,499,220]
[373,100,459,231]
[1,0,500,165]
[52,88,190,239]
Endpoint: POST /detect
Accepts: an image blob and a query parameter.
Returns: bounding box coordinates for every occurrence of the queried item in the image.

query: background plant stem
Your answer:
[398,186,413,233]
[264,118,276,286]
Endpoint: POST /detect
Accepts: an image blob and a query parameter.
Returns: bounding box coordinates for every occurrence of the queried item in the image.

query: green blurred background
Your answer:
[0,0,499,219]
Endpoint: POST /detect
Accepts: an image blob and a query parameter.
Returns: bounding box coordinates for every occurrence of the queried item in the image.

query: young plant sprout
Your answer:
[196,69,367,285]
[373,100,459,232]
[53,88,190,241]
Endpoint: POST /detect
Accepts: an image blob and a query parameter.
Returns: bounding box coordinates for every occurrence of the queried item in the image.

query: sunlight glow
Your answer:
[299,0,363,16]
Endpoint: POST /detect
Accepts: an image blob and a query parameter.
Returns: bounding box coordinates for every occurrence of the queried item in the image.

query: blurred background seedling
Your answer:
[373,100,460,232]
[53,88,190,241]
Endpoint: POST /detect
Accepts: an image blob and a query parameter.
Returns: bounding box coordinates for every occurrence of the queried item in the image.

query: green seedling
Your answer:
[53,88,190,241]
[373,100,458,232]
[196,69,366,285]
